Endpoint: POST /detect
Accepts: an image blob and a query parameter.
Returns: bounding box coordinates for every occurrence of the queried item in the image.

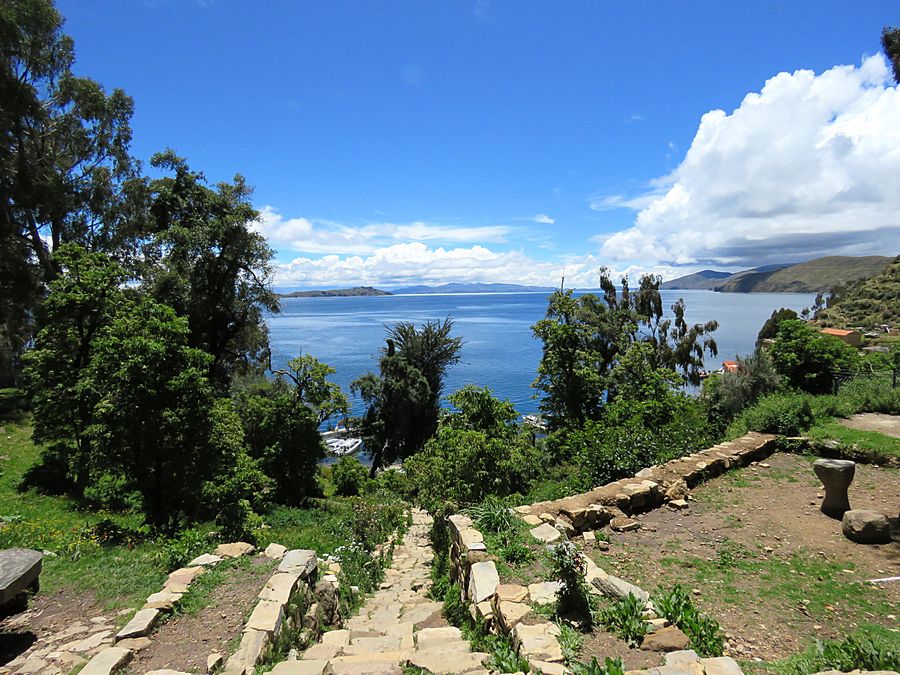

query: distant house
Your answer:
[722,360,739,373]
[819,327,862,347]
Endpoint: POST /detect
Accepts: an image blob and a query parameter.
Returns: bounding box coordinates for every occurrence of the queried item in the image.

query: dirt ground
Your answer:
[577,452,899,663]
[125,557,275,674]
[841,412,900,439]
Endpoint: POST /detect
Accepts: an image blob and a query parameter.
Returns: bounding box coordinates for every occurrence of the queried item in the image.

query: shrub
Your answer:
[771,626,900,675]
[596,593,647,647]
[157,527,211,571]
[654,585,724,657]
[770,319,860,394]
[82,472,141,512]
[368,468,412,499]
[332,457,370,496]
[727,391,815,437]
[571,657,626,675]
[837,376,900,415]
[469,496,534,566]
[549,542,591,623]
[702,349,781,429]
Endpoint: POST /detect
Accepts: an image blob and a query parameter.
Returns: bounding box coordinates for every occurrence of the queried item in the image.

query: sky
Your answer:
[58,1,900,289]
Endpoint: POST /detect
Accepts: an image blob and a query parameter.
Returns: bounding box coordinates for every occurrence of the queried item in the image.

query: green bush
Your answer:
[82,472,141,512]
[770,319,860,394]
[727,392,816,437]
[654,585,724,657]
[596,593,647,647]
[768,625,899,675]
[157,527,211,571]
[702,349,781,430]
[837,376,900,415]
[571,657,625,675]
[332,457,370,497]
[368,467,412,499]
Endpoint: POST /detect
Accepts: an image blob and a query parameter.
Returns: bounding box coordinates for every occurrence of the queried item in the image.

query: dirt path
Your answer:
[579,453,899,661]
[841,412,900,438]
[125,557,275,674]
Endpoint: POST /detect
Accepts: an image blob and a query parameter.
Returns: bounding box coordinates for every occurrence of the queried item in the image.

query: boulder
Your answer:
[264,543,288,560]
[641,625,690,652]
[812,458,855,519]
[0,548,42,606]
[842,509,891,544]
[530,523,562,543]
[314,579,339,626]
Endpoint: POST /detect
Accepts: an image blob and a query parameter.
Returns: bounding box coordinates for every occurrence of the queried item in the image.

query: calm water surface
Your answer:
[267,290,814,417]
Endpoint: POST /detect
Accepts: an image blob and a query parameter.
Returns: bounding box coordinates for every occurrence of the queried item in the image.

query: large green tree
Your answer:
[533,270,718,429]
[142,151,279,389]
[0,0,139,383]
[352,319,462,473]
[770,319,860,394]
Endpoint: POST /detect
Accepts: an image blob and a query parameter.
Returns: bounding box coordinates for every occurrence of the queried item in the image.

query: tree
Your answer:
[442,385,519,439]
[533,269,718,429]
[142,151,279,389]
[1,0,139,381]
[756,308,798,346]
[352,319,462,474]
[770,319,860,394]
[232,354,347,505]
[702,348,780,429]
[883,26,900,83]
[86,296,222,531]
[23,244,130,496]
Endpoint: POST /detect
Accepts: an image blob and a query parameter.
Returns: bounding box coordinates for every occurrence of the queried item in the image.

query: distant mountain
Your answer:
[278,286,391,298]
[661,256,893,293]
[660,270,732,290]
[393,282,556,294]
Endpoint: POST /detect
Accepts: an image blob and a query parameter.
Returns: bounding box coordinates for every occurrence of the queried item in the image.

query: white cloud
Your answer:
[252,206,512,255]
[601,55,900,267]
[532,213,555,224]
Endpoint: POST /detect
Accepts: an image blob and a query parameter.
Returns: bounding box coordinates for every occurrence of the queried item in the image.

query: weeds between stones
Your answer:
[595,593,647,648]
[570,656,626,675]
[654,585,724,657]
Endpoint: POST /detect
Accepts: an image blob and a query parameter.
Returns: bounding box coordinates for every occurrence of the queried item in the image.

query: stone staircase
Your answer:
[270,509,491,675]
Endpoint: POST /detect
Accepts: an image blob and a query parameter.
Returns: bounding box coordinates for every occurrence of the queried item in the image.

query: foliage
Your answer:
[353,318,462,472]
[884,27,900,83]
[807,421,900,462]
[654,585,724,657]
[156,527,211,572]
[702,349,781,430]
[756,308,798,346]
[726,391,816,437]
[762,624,899,675]
[332,457,370,497]
[549,542,591,623]
[571,657,626,675]
[532,270,718,430]
[468,495,517,533]
[469,496,534,566]
[814,255,900,331]
[557,621,584,664]
[770,320,861,394]
[837,375,900,415]
[142,151,278,389]
[348,496,408,553]
[596,593,647,648]
[442,384,519,438]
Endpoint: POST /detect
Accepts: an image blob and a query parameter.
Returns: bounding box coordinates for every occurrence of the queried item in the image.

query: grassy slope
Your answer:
[717,256,893,293]
[815,256,900,330]
[807,421,900,460]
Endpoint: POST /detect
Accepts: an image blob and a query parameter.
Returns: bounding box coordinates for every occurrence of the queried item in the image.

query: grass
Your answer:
[807,420,900,460]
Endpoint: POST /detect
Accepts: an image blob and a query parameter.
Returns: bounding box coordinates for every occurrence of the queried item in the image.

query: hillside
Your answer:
[815,255,900,330]
[278,286,391,298]
[716,256,893,293]
[661,256,893,293]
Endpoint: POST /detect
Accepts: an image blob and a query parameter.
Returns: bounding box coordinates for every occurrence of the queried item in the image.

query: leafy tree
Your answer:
[442,384,519,439]
[332,456,370,497]
[702,348,780,428]
[232,354,347,505]
[142,151,279,389]
[770,319,860,394]
[883,26,900,83]
[86,296,221,531]
[352,319,462,473]
[23,244,129,496]
[1,0,139,380]
[756,308,798,346]
[533,269,717,429]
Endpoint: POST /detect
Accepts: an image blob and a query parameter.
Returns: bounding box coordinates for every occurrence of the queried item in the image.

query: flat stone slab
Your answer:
[164,566,204,590]
[496,583,529,603]
[468,561,499,604]
[188,553,223,567]
[116,607,160,640]
[512,622,563,663]
[215,541,255,558]
[0,548,42,605]
[530,523,562,543]
[265,543,288,560]
[144,589,183,611]
[700,656,744,675]
[80,647,132,675]
[528,580,561,605]
[272,661,329,675]
[592,573,650,603]
[406,649,489,673]
[258,573,300,605]
[245,599,284,636]
[415,626,462,650]
[279,549,317,578]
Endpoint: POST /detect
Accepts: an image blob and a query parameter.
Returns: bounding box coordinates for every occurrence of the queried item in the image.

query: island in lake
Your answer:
[278,286,392,298]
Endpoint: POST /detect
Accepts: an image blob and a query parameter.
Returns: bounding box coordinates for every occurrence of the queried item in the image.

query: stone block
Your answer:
[80,647,132,675]
[258,573,300,605]
[527,580,561,605]
[225,629,269,673]
[165,566,204,589]
[591,574,649,603]
[245,600,285,636]
[214,542,255,558]
[813,459,855,519]
[188,553,223,567]
[272,661,328,675]
[496,583,528,603]
[512,622,563,663]
[642,625,690,651]
[459,528,487,552]
[415,626,462,650]
[530,523,562,543]
[0,548,42,605]
[522,514,543,526]
[264,543,288,560]
[406,650,489,673]
[699,656,744,675]
[495,600,532,634]
[842,509,891,544]
[468,561,499,604]
[144,590,183,611]
[279,549,317,579]
[116,608,160,640]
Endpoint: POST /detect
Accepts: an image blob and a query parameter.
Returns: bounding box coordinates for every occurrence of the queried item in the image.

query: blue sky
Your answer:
[58,1,900,288]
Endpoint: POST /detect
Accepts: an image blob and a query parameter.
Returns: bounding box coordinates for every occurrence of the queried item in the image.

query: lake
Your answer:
[267,290,815,417]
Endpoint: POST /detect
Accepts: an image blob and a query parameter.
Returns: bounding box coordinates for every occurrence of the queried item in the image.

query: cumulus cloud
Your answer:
[601,55,900,267]
[532,213,555,224]
[252,206,511,255]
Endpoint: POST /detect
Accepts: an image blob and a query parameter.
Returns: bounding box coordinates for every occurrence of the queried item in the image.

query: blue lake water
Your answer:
[267,290,815,418]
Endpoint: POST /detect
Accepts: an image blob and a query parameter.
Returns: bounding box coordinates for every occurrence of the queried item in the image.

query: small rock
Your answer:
[530,523,562,543]
[642,625,691,652]
[668,499,689,510]
[188,553,223,567]
[264,543,288,560]
[610,517,640,532]
[214,542,255,558]
[582,530,596,542]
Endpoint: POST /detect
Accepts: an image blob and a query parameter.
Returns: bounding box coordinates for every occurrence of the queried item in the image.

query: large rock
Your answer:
[259,573,300,605]
[813,458,855,519]
[314,579,339,626]
[0,548,42,606]
[214,542,255,558]
[245,600,284,636]
[80,647,132,675]
[265,543,288,560]
[225,629,270,673]
[115,608,160,640]
[188,553,223,567]
[406,650,489,673]
[414,626,462,650]
[467,561,499,604]
[494,600,532,634]
[272,661,328,675]
[530,523,562,543]
[144,589,183,611]
[842,510,891,544]
[642,625,690,652]
[512,622,564,663]
[528,580,561,605]
[700,656,744,675]
[496,583,528,603]
[279,549,317,579]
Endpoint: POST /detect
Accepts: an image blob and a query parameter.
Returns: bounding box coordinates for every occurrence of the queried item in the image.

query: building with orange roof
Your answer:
[819,327,862,347]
